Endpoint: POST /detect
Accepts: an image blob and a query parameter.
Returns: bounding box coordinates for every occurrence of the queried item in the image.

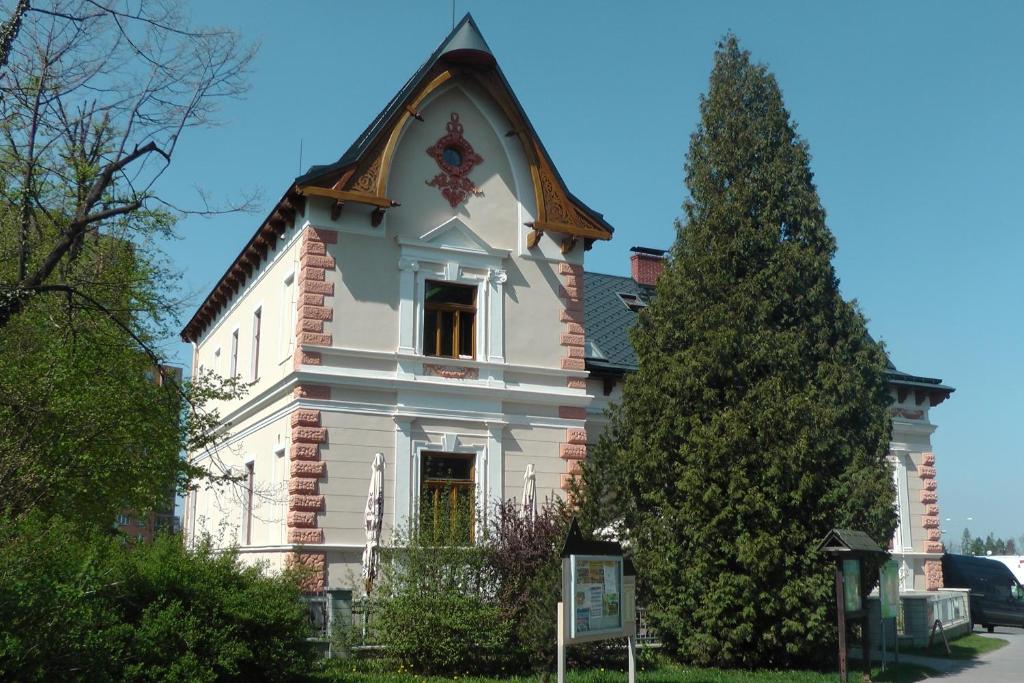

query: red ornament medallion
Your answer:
[425,113,484,207]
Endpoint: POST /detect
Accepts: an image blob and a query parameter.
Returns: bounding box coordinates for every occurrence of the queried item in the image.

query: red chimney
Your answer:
[630,246,666,286]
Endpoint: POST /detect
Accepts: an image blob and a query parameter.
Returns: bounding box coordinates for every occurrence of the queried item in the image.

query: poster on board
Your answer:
[569,555,623,639]
[843,559,862,613]
[880,560,900,619]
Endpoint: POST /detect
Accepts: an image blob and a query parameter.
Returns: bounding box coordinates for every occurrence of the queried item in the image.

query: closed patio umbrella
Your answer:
[522,463,537,521]
[361,452,385,595]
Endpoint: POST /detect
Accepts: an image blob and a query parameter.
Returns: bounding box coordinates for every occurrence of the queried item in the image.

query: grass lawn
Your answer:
[317,661,937,683]
[903,632,1008,660]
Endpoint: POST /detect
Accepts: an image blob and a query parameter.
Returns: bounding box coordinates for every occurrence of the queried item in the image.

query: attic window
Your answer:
[617,292,647,312]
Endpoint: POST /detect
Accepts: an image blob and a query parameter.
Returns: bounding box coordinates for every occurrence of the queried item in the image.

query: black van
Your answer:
[942,553,1024,631]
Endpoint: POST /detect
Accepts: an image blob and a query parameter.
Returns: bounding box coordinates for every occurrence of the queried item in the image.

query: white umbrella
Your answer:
[361,452,386,595]
[522,463,537,521]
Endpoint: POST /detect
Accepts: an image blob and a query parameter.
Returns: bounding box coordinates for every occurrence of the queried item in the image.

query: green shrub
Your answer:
[373,499,576,676]
[374,505,510,675]
[0,512,316,682]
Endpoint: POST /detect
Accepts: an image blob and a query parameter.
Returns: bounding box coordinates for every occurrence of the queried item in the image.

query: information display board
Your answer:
[879,560,900,620]
[569,555,623,639]
[843,559,862,613]
[557,519,637,683]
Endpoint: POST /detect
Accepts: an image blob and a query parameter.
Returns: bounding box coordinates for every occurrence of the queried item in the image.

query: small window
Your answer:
[420,452,475,544]
[281,274,295,359]
[617,292,647,312]
[230,330,239,377]
[252,308,262,381]
[423,281,476,359]
[242,461,255,545]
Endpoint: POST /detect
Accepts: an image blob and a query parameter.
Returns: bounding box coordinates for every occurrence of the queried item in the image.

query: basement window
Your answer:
[423,281,476,359]
[617,292,647,312]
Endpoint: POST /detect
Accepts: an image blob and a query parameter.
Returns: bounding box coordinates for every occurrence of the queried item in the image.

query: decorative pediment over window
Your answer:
[415,217,502,257]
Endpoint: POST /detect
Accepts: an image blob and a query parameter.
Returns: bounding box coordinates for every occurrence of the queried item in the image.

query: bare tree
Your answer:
[0,0,256,327]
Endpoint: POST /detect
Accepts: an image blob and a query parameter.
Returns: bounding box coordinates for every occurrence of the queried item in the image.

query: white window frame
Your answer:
[395,218,509,365]
[240,458,255,546]
[251,306,262,382]
[394,423,503,539]
[280,271,296,362]
[229,328,240,378]
[274,443,287,544]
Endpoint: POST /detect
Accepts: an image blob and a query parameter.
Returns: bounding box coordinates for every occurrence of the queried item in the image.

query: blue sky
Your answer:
[157,2,1023,543]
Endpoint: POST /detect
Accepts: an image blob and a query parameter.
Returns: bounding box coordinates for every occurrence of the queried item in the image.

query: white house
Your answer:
[182,16,955,625]
[182,15,610,595]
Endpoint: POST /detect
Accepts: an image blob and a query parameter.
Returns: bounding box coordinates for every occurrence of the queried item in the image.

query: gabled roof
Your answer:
[582,269,954,405]
[292,13,613,242]
[816,528,887,557]
[181,14,613,343]
[295,15,495,186]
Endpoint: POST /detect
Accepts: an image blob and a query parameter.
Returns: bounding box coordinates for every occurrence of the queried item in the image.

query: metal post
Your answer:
[557,600,565,683]
[861,568,870,680]
[836,562,847,683]
[879,604,886,672]
[894,616,900,666]
[627,633,637,683]
[861,612,870,680]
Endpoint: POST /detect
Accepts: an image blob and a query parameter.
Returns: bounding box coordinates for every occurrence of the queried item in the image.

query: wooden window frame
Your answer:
[423,281,476,360]
[419,451,475,543]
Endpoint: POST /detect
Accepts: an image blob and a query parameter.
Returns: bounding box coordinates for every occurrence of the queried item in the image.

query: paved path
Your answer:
[916,627,1024,682]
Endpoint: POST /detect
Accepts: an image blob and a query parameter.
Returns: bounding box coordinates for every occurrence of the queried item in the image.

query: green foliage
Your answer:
[958,529,1017,556]
[0,214,247,525]
[314,659,935,683]
[580,35,896,668]
[374,515,509,675]
[373,500,571,676]
[0,512,316,682]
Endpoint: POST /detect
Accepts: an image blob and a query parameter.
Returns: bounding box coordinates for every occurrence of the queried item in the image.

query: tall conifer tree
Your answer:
[581,36,896,666]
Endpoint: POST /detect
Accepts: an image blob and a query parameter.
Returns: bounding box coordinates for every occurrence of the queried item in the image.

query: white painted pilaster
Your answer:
[397,258,419,355]
[487,268,507,364]
[394,417,414,529]
[486,422,504,514]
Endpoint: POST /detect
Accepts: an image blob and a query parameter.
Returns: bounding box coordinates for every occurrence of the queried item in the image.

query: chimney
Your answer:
[630,246,666,286]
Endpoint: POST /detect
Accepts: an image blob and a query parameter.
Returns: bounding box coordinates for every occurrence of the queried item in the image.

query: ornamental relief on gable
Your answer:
[425,112,484,207]
[351,155,382,194]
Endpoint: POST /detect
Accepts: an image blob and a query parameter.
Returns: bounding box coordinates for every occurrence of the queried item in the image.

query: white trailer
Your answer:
[987,556,1024,585]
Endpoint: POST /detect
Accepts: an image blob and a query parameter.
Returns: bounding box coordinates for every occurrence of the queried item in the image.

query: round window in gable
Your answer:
[442,146,463,168]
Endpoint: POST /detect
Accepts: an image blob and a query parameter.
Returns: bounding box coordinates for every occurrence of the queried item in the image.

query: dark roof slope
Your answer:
[296,14,494,186]
[582,270,954,400]
[582,271,650,373]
